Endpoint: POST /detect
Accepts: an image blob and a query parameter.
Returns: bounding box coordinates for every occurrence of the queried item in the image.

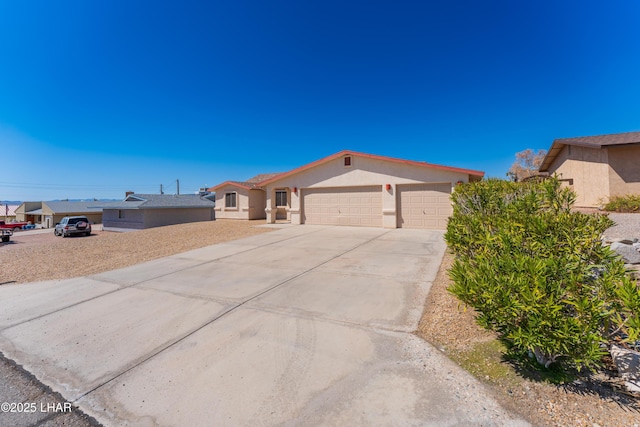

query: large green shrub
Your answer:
[603,194,640,212]
[445,178,640,371]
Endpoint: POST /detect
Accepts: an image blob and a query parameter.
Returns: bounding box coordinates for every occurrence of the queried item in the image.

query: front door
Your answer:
[275,189,288,220]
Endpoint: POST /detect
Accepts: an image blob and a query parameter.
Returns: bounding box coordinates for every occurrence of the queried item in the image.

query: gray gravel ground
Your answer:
[602,213,640,241]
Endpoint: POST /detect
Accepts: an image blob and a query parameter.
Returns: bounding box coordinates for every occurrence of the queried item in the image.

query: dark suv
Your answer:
[54,216,92,237]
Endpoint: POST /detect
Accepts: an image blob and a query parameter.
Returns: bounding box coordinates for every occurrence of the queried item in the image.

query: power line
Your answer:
[0,181,159,191]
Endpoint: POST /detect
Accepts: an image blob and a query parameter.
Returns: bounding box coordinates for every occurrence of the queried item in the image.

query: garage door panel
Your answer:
[303,186,382,227]
[398,183,452,230]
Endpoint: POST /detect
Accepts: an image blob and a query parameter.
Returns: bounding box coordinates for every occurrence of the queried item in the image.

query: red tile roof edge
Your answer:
[257,150,485,186]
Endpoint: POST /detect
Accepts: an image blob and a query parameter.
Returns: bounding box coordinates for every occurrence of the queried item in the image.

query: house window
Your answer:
[225,192,237,208]
[344,156,352,166]
[118,210,124,219]
[275,190,287,207]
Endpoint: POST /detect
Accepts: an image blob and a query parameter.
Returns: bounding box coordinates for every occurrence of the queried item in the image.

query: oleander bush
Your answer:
[445,178,640,371]
[603,194,640,213]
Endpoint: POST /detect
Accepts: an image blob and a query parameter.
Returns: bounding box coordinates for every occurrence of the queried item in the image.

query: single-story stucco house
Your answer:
[211,150,484,230]
[102,193,216,231]
[1,204,19,222]
[16,201,112,228]
[42,201,106,228]
[210,173,281,220]
[15,202,43,224]
[539,131,640,207]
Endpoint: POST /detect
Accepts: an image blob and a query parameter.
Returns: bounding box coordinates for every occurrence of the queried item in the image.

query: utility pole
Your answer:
[176,179,180,195]
[160,184,164,195]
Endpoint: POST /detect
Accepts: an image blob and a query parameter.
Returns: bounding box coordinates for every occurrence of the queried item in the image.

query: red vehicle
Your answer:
[0,220,28,232]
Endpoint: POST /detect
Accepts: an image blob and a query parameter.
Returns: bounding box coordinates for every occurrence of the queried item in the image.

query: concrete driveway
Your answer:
[0,225,527,426]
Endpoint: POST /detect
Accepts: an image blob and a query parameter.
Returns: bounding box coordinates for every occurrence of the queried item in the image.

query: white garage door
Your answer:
[302,186,382,227]
[397,183,452,230]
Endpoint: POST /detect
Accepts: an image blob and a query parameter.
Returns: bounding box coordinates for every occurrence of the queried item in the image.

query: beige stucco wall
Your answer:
[264,155,470,227]
[249,189,267,220]
[545,145,610,207]
[15,202,42,222]
[607,145,640,198]
[214,186,267,220]
[40,204,103,227]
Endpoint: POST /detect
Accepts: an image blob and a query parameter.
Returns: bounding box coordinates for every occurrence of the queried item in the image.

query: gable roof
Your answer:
[539,131,640,172]
[1,204,19,217]
[107,193,216,210]
[209,180,260,191]
[246,173,281,183]
[258,150,484,186]
[208,173,282,191]
[43,200,116,214]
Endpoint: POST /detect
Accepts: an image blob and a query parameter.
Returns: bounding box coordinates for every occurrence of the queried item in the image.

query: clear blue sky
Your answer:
[1,0,639,201]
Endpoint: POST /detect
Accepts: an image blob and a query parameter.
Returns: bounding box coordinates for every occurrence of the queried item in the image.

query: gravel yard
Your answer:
[0,220,273,285]
[602,212,640,241]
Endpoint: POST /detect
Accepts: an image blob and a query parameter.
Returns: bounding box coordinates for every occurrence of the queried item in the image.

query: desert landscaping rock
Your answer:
[610,241,640,264]
[610,345,640,393]
[602,213,640,243]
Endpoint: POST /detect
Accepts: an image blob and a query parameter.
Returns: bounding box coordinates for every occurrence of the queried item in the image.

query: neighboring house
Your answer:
[539,131,640,207]
[1,204,19,222]
[42,201,109,228]
[211,151,484,230]
[15,202,43,224]
[16,201,109,228]
[210,173,281,220]
[102,193,216,231]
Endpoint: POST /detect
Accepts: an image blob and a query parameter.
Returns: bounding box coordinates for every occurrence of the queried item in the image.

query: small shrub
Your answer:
[445,178,640,372]
[603,194,640,212]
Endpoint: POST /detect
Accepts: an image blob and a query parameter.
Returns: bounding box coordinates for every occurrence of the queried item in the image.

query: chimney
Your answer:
[125,191,134,198]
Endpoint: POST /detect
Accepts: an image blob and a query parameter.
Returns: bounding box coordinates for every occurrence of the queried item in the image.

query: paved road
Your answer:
[0,225,528,426]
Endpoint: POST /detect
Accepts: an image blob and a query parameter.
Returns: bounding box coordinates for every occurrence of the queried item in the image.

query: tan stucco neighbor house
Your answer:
[15,201,112,228]
[539,131,640,207]
[211,151,484,230]
[210,173,281,220]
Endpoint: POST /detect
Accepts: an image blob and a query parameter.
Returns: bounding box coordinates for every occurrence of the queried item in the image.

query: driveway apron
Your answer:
[0,225,528,426]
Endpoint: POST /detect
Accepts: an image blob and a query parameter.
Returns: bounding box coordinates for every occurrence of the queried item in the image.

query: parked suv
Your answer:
[54,216,92,237]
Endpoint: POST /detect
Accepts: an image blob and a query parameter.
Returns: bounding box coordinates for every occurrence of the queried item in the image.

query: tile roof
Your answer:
[210,152,484,191]
[246,173,282,183]
[208,173,282,191]
[539,131,640,171]
[258,150,485,186]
